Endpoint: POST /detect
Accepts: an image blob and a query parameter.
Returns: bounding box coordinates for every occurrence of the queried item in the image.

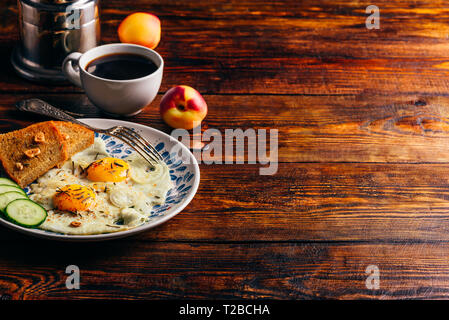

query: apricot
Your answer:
[118,12,161,49]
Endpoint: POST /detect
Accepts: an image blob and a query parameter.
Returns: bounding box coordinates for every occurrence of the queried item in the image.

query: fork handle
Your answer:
[15,99,96,131]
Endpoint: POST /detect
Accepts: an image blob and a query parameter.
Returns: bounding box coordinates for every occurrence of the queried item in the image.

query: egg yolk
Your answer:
[53,184,96,212]
[86,157,130,182]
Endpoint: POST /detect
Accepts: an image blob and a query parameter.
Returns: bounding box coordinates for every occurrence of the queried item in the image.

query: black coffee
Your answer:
[86,53,158,80]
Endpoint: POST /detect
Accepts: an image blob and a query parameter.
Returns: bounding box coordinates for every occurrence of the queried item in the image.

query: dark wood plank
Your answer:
[0,240,448,299]
[1,1,449,94]
[1,0,448,301]
[99,0,449,95]
[2,162,449,242]
[4,93,449,163]
[0,96,449,243]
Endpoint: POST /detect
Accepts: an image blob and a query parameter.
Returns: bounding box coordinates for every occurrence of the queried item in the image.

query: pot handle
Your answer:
[62,52,83,87]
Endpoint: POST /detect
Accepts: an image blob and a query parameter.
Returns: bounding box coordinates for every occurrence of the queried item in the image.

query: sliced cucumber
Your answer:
[5,199,47,228]
[0,184,26,196]
[0,191,28,212]
[0,178,20,188]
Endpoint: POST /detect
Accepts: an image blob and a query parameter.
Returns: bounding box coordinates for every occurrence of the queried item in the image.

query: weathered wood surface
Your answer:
[2,0,449,94]
[2,241,449,299]
[0,0,449,300]
[6,94,449,163]
[2,162,449,243]
[5,93,449,163]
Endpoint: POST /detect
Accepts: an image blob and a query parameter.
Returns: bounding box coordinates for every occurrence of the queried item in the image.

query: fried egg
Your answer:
[28,138,173,235]
[86,158,130,182]
[53,184,96,212]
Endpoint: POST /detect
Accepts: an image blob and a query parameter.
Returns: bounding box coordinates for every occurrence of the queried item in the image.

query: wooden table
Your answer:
[2,0,449,300]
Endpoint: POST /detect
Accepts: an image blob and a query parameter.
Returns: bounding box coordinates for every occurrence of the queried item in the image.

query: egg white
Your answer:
[28,138,173,235]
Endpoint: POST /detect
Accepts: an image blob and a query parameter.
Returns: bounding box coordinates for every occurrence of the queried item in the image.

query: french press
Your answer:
[12,0,101,83]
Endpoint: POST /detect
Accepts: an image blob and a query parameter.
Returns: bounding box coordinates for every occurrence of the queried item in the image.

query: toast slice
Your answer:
[0,121,68,187]
[53,121,95,160]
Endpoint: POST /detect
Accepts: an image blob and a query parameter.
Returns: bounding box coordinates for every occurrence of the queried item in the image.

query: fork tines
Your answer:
[108,126,163,167]
[120,127,163,161]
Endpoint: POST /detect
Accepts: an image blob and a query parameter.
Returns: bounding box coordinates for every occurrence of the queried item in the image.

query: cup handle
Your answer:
[62,52,83,87]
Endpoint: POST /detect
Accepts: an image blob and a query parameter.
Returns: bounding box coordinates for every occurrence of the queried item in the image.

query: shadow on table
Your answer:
[0,224,141,266]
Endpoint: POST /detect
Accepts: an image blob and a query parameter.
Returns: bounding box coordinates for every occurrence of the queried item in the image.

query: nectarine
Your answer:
[160,86,208,130]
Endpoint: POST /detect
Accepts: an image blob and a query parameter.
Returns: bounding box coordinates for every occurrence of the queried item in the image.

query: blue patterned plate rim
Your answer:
[0,119,200,242]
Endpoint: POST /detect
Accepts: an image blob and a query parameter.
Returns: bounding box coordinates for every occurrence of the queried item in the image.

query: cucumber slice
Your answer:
[5,199,47,228]
[0,184,26,196]
[0,191,28,212]
[0,178,20,188]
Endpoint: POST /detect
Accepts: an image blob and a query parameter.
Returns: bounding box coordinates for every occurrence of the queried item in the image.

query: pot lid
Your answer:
[21,0,96,8]
[20,0,99,28]
[24,0,90,4]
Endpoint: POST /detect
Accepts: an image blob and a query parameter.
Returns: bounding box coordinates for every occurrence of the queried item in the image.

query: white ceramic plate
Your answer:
[0,119,200,241]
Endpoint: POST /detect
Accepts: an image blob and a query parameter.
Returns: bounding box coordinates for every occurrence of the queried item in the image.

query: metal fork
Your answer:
[16,99,163,167]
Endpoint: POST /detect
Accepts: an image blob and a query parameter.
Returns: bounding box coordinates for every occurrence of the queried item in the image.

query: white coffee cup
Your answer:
[62,43,163,116]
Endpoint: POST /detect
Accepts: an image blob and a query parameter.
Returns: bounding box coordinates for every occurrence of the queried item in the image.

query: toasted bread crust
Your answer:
[0,121,94,187]
[0,122,68,187]
[52,121,95,160]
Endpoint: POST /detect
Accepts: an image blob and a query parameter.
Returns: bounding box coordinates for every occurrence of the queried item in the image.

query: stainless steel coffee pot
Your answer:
[12,0,101,83]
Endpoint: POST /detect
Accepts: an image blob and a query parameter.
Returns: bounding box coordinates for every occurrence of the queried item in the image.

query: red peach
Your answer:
[160,86,208,130]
